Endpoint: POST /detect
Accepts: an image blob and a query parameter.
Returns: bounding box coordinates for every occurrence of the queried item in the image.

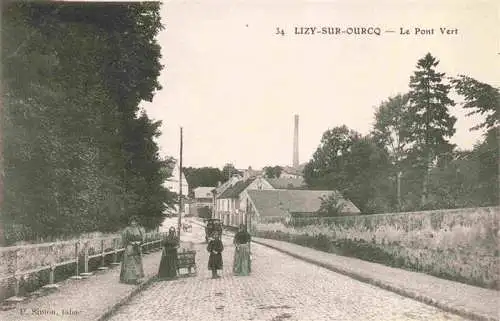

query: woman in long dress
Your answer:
[233,224,251,276]
[207,232,224,278]
[158,227,179,280]
[120,216,145,284]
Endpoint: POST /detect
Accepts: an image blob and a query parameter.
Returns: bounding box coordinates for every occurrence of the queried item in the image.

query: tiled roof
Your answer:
[194,186,215,199]
[266,177,306,189]
[213,176,238,195]
[218,178,255,199]
[247,189,360,217]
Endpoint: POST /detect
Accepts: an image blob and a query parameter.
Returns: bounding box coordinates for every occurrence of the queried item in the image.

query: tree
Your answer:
[450,75,500,131]
[304,125,360,189]
[304,126,393,213]
[407,53,457,207]
[1,2,171,242]
[122,111,174,230]
[264,166,283,178]
[372,93,411,210]
[317,193,345,217]
[183,167,225,193]
[222,163,238,182]
[473,128,499,205]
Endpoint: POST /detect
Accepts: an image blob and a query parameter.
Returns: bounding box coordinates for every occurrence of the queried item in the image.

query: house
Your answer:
[212,175,241,220]
[243,189,361,228]
[163,161,189,196]
[241,166,263,180]
[213,175,310,226]
[193,186,215,209]
[214,177,256,226]
[280,163,307,178]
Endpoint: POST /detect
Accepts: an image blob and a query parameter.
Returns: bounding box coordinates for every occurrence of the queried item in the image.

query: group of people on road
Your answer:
[119,217,252,284]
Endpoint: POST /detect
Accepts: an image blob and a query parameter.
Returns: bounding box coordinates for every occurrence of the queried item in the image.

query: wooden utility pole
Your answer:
[177,127,183,241]
[0,94,4,245]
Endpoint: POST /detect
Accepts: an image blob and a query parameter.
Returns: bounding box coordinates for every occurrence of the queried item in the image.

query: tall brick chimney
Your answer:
[293,114,299,168]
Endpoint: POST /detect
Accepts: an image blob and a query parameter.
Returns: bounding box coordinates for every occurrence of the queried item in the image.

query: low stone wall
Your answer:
[255,206,500,289]
[0,232,164,302]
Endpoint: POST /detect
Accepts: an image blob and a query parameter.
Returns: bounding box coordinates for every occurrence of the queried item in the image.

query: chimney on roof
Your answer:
[217,181,221,187]
[293,114,299,168]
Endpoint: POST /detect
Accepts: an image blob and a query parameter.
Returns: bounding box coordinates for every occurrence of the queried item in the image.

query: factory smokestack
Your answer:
[293,114,299,168]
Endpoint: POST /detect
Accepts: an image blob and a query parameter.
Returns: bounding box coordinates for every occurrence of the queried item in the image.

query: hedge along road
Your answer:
[106,221,469,321]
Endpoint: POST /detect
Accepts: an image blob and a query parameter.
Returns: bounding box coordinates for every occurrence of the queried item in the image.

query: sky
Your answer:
[140,0,500,169]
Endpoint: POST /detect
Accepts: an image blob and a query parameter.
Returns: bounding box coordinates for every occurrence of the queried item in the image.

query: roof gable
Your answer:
[194,186,215,199]
[246,189,360,217]
[266,177,305,189]
[218,178,255,199]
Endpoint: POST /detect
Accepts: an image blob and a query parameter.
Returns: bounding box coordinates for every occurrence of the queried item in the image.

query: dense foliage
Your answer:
[183,167,225,196]
[263,166,283,178]
[305,53,499,213]
[1,2,174,243]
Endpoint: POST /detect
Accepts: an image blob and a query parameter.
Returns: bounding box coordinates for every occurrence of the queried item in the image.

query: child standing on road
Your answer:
[207,232,224,278]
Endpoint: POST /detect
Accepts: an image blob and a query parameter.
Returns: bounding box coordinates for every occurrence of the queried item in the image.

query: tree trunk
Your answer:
[397,171,402,211]
[421,152,432,207]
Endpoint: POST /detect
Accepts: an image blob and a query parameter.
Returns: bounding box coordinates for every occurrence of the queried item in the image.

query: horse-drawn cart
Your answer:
[177,249,197,276]
[204,218,223,242]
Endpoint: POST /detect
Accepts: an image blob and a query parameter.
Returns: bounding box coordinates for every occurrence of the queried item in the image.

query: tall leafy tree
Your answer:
[123,111,173,230]
[304,125,360,190]
[183,167,225,195]
[406,53,456,207]
[1,2,171,242]
[263,166,283,178]
[450,75,500,131]
[304,126,392,213]
[372,93,411,210]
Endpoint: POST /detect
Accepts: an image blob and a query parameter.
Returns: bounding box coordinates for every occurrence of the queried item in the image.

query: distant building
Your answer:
[239,166,263,180]
[163,161,189,196]
[212,175,309,227]
[193,186,215,209]
[162,161,189,213]
[243,189,360,228]
[214,177,256,226]
[280,165,306,179]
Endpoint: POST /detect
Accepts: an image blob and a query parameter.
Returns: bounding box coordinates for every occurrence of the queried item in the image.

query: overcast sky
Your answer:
[140,0,500,169]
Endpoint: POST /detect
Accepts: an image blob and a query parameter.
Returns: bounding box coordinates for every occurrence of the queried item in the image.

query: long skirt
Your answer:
[158,248,178,279]
[233,244,251,276]
[120,245,145,284]
[208,253,223,270]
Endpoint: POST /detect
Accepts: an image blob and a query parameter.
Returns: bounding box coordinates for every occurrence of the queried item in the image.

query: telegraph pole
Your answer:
[177,127,183,241]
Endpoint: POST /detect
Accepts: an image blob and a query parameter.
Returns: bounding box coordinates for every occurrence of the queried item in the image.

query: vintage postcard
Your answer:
[0,0,499,320]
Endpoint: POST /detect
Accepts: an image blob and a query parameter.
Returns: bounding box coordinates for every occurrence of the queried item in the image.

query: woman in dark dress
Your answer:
[120,216,145,284]
[158,227,179,280]
[233,224,251,276]
[207,232,224,278]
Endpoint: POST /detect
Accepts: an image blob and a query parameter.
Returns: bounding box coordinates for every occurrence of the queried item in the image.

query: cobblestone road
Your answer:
[107,222,468,321]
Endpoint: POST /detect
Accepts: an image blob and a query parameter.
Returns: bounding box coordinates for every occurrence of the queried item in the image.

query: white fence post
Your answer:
[80,241,92,277]
[98,239,108,271]
[6,248,25,302]
[70,241,83,280]
[43,244,59,290]
[111,238,120,266]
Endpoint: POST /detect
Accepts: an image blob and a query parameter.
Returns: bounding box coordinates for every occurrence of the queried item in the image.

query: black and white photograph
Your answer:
[0,0,499,320]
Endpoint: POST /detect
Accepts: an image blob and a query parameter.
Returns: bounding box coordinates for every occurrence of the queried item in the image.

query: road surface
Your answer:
[108,218,467,321]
